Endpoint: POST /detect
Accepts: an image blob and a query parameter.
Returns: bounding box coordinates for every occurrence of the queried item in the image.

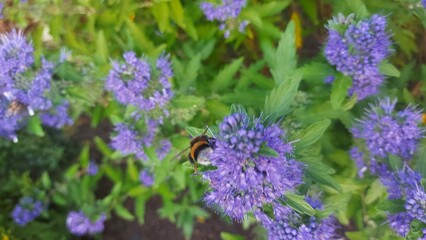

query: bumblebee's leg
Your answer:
[193,163,198,174]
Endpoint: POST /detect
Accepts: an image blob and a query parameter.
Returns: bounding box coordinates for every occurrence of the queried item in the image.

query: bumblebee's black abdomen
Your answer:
[193,143,210,161]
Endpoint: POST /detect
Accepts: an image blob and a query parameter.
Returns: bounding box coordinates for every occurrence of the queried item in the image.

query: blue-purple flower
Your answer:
[110,123,147,161]
[388,212,413,237]
[11,197,44,226]
[200,0,248,38]
[255,199,338,240]
[139,170,154,187]
[325,14,391,100]
[202,112,303,220]
[105,51,173,112]
[66,211,106,236]
[350,98,423,175]
[0,30,55,141]
[40,101,73,128]
[156,139,172,160]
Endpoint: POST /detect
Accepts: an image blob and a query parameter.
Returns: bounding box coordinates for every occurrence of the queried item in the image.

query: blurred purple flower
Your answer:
[156,139,172,160]
[200,0,248,38]
[40,101,73,128]
[66,211,106,236]
[87,161,98,176]
[139,170,154,187]
[256,199,338,240]
[202,112,303,220]
[325,14,391,100]
[422,0,426,8]
[351,98,423,162]
[0,3,3,19]
[105,51,173,111]
[388,212,413,237]
[323,75,335,84]
[11,197,44,226]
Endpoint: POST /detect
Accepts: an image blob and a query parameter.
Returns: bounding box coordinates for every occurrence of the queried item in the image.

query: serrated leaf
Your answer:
[330,75,351,110]
[297,62,333,83]
[379,62,400,77]
[305,165,341,192]
[317,192,351,219]
[114,204,135,221]
[264,73,302,118]
[265,21,297,85]
[211,57,244,92]
[184,15,198,40]
[186,126,206,137]
[126,19,154,52]
[293,119,331,149]
[283,193,316,216]
[151,2,170,33]
[170,0,185,29]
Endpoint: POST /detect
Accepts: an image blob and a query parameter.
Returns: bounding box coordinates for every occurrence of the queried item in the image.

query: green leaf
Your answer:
[264,72,302,118]
[293,119,331,149]
[264,21,297,85]
[283,193,316,216]
[317,192,351,219]
[379,62,400,77]
[257,1,292,17]
[41,172,51,189]
[186,126,206,137]
[415,143,426,178]
[297,62,333,83]
[365,179,387,204]
[330,75,352,110]
[258,146,279,157]
[346,0,369,18]
[126,19,155,52]
[220,232,246,240]
[151,2,170,33]
[376,199,405,213]
[95,31,109,64]
[104,165,122,183]
[27,116,45,137]
[94,137,113,158]
[211,57,244,92]
[306,166,341,192]
[300,0,319,25]
[170,0,186,29]
[388,154,403,171]
[79,145,90,166]
[135,194,150,224]
[114,204,135,221]
[127,160,139,182]
[184,15,198,40]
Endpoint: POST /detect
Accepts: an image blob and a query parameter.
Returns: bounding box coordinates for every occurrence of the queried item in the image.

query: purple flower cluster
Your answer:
[377,166,426,237]
[325,14,391,100]
[66,211,106,236]
[255,199,338,240]
[0,30,61,141]
[139,170,154,187]
[202,112,303,220]
[422,0,426,8]
[105,51,173,112]
[200,0,248,38]
[110,123,148,161]
[40,101,73,128]
[350,98,423,175]
[11,197,44,226]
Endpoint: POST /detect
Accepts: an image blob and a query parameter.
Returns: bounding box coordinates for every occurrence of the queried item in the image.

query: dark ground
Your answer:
[102,196,255,240]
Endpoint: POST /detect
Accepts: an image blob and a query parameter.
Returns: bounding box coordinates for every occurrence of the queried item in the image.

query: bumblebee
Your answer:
[175,128,216,173]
